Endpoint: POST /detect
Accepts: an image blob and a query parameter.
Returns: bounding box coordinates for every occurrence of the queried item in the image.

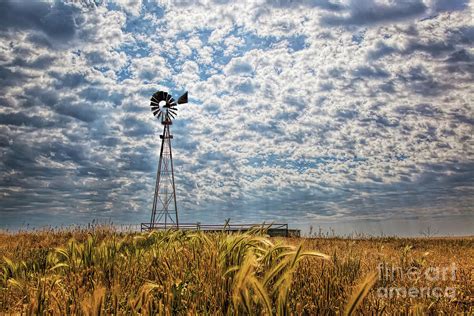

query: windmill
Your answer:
[148,90,188,229]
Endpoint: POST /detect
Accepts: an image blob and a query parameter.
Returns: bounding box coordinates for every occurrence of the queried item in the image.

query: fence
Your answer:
[140,222,295,237]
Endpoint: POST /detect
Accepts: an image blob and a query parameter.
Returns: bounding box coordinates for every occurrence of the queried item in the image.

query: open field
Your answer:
[0,227,472,315]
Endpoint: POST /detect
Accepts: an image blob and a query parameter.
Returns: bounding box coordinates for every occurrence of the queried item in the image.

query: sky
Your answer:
[0,0,473,236]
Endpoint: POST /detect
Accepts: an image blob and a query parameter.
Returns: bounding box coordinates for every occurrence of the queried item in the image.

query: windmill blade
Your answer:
[153,109,161,116]
[168,112,176,119]
[168,97,176,107]
[151,106,160,111]
[177,91,188,104]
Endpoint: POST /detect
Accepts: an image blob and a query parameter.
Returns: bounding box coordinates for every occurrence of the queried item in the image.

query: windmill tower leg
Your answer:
[150,124,179,229]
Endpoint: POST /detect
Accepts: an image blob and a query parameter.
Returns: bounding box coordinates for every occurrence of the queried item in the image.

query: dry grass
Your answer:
[0,226,472,315]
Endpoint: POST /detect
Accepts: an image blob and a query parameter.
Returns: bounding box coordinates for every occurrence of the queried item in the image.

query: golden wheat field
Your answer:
[0,227,472,315]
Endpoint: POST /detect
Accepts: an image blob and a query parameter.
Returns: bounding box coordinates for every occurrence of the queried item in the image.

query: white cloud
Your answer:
[112,0,143,16]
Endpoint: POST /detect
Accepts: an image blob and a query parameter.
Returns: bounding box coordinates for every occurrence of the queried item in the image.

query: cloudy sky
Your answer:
[0,0,473,235]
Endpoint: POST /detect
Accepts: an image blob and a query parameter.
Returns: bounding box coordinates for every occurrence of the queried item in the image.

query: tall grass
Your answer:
[0,228,472,314]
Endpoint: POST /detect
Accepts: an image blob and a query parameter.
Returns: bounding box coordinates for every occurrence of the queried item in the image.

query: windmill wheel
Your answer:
[150,91,178,123]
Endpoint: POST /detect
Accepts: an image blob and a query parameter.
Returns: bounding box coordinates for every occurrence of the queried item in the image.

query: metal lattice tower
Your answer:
[149,90,187,229]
